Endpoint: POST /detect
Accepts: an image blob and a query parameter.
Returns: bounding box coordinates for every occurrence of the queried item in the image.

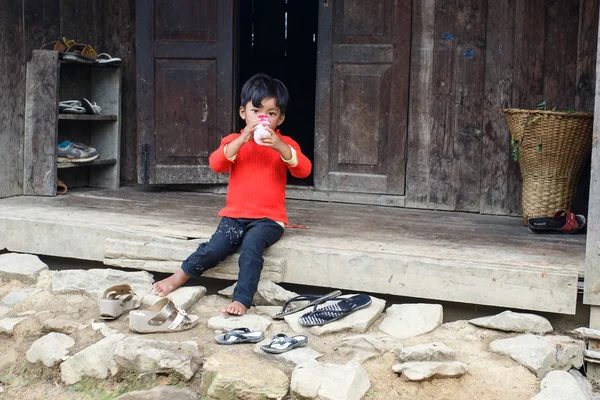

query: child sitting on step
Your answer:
[153,73,312,315]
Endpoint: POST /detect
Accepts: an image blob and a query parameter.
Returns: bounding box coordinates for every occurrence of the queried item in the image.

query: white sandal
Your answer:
[99,284,141,320]
[129,298,199,333]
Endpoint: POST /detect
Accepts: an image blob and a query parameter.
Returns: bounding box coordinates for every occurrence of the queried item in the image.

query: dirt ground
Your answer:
[0,270,584,400]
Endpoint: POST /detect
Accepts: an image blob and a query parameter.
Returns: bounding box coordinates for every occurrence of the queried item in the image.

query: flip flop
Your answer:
[271,290,343,320]
[260,334,308,354]
[298,294,372,327]
[129,298,199,333]
[81,98,102,115]
[95,53,122,66]
[215,328,264,344]
[99,284,141,319]
[528,210,586,234]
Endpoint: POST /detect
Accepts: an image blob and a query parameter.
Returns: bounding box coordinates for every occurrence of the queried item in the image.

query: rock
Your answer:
[43,318,86,334]
[284,295,386,336]
[115,386,199,400]
[0,317,26,334]
[1,288,42,306]
[290,359,370,400]
[207,314,272,333]
[142,286,206,311]
[91,321,120,337]
[254,340,323,365]
[392,361,468,381]
[335,334,404,363]
[26,332,75,367]
[218,279,298,306]
[200,353,288,400]
[109,337,202,381]
[253,305,281,316]
[16,310,36,316]
[531,370,588,400]
[0,253,48,283]
[569,369,600,400]
[378,304,443,339]
[398,342,456,363]
[52,269,154,299]
[0,306,10,318]
[489,334,584,378]
[60,334,125,385]
[469,310,553,334]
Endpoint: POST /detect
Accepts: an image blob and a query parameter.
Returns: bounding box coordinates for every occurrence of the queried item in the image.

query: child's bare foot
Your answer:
[153,270,190,297]
[222,301,248,315]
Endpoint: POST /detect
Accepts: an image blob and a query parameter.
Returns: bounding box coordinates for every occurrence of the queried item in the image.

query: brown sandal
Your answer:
[56,180,68,195]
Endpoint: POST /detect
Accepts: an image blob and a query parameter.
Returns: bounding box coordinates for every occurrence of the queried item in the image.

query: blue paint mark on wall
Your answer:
[442,32,454,41]
[464,48,474,59]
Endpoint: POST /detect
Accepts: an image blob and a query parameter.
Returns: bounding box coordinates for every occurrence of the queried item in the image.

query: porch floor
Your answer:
[0,187,586,314]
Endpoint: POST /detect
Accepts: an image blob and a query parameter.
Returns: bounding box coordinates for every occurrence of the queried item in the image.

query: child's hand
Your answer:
[239,120,260,143]
[260,127,289,155]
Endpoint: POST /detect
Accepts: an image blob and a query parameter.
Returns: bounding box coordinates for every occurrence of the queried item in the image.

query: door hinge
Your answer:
[141,144,149,184]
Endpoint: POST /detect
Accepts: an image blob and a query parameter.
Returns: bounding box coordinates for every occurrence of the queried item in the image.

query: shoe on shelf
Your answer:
[81,98,101,115]
[59,100,86,114]
[57,141,99,163]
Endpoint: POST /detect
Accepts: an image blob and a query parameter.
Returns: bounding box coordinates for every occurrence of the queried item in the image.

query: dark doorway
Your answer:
[238,0,318,185]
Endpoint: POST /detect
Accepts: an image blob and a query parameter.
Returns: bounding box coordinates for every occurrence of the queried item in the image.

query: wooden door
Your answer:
[314,0,411,195]
[136,0,233,184]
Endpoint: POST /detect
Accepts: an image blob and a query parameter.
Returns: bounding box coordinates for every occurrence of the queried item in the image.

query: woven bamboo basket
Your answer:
[503,108,593,224]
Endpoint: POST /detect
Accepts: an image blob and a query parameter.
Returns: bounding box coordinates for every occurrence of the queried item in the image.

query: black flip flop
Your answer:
[215,327,264,344]
[271,290,342,319]
[298,294,372,327]
[528,210,586,234]
[260,334,308,354]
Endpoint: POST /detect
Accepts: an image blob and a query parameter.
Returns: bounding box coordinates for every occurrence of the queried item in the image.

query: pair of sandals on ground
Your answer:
[214,290,372,354]
[99,285,372,339]
[41,36,121,65]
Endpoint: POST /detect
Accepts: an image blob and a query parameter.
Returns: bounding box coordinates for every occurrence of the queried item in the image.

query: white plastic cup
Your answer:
[254,115,271,145]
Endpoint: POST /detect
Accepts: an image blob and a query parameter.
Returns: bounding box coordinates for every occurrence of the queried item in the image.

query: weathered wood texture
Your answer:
[0,0,135,199]
[407,0,598,215]
[584,2,600,307]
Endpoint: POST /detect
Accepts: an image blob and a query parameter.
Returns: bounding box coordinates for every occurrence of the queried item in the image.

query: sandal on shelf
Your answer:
[56,180,68,195]
[95,53,122,66]
[129,298,199,333]
[298,294,372,327]
[527,211,586,234]
[271,290,342,320]
[59,100,86,114]
[40,39,68,52]
[215,328,264,344]
[260,334,308,354]
[81,98,102,115]
[63,42,97,64]
[99,284,141,320]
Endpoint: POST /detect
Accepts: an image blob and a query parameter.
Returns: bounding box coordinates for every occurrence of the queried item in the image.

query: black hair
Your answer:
[240,73,289,115]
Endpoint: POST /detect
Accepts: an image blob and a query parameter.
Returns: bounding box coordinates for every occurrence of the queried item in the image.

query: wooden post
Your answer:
[584,4,600,381]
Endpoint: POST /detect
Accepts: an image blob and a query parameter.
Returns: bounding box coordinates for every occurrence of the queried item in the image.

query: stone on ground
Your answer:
[0,306,10,318]
[2,288,42,306]
[284,295,385,336]
[207,314,272,333]
[115,385,199,400]
[91,321,120,337]
[26,332,75,367]
[51,268,154,299]
[0,253,48,283]
[378,304,443,339]
[109,337,202,381]
[392,361,468,381]
[60,333,125,385]
[531,370,588,400]
[0,317,26,334]
[254,339,322,365]
[43,318,86,334]
[291,359,370,400]
[253,305,281,316]
[469,310,553,334]
[489,334,584,378]
[218,279,298,306]
[398,342,456,362]
[200,353,288,400]
[142,286,207,310]
[335,334,404,363]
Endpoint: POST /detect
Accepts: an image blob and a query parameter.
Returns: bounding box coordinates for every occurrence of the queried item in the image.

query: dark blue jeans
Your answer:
[181,217,284,308]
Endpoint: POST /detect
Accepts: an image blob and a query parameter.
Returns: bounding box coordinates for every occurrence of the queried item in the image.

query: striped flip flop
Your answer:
[298,294,372,327]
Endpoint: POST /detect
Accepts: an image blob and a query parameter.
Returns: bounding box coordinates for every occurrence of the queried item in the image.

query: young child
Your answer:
[153,73,312,315]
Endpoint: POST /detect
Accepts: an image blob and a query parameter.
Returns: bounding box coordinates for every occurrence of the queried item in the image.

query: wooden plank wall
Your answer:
[0,0,136,199]
[407,0,599,215]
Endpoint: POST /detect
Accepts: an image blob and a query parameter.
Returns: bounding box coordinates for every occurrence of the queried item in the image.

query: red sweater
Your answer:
[209,130,312,224]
